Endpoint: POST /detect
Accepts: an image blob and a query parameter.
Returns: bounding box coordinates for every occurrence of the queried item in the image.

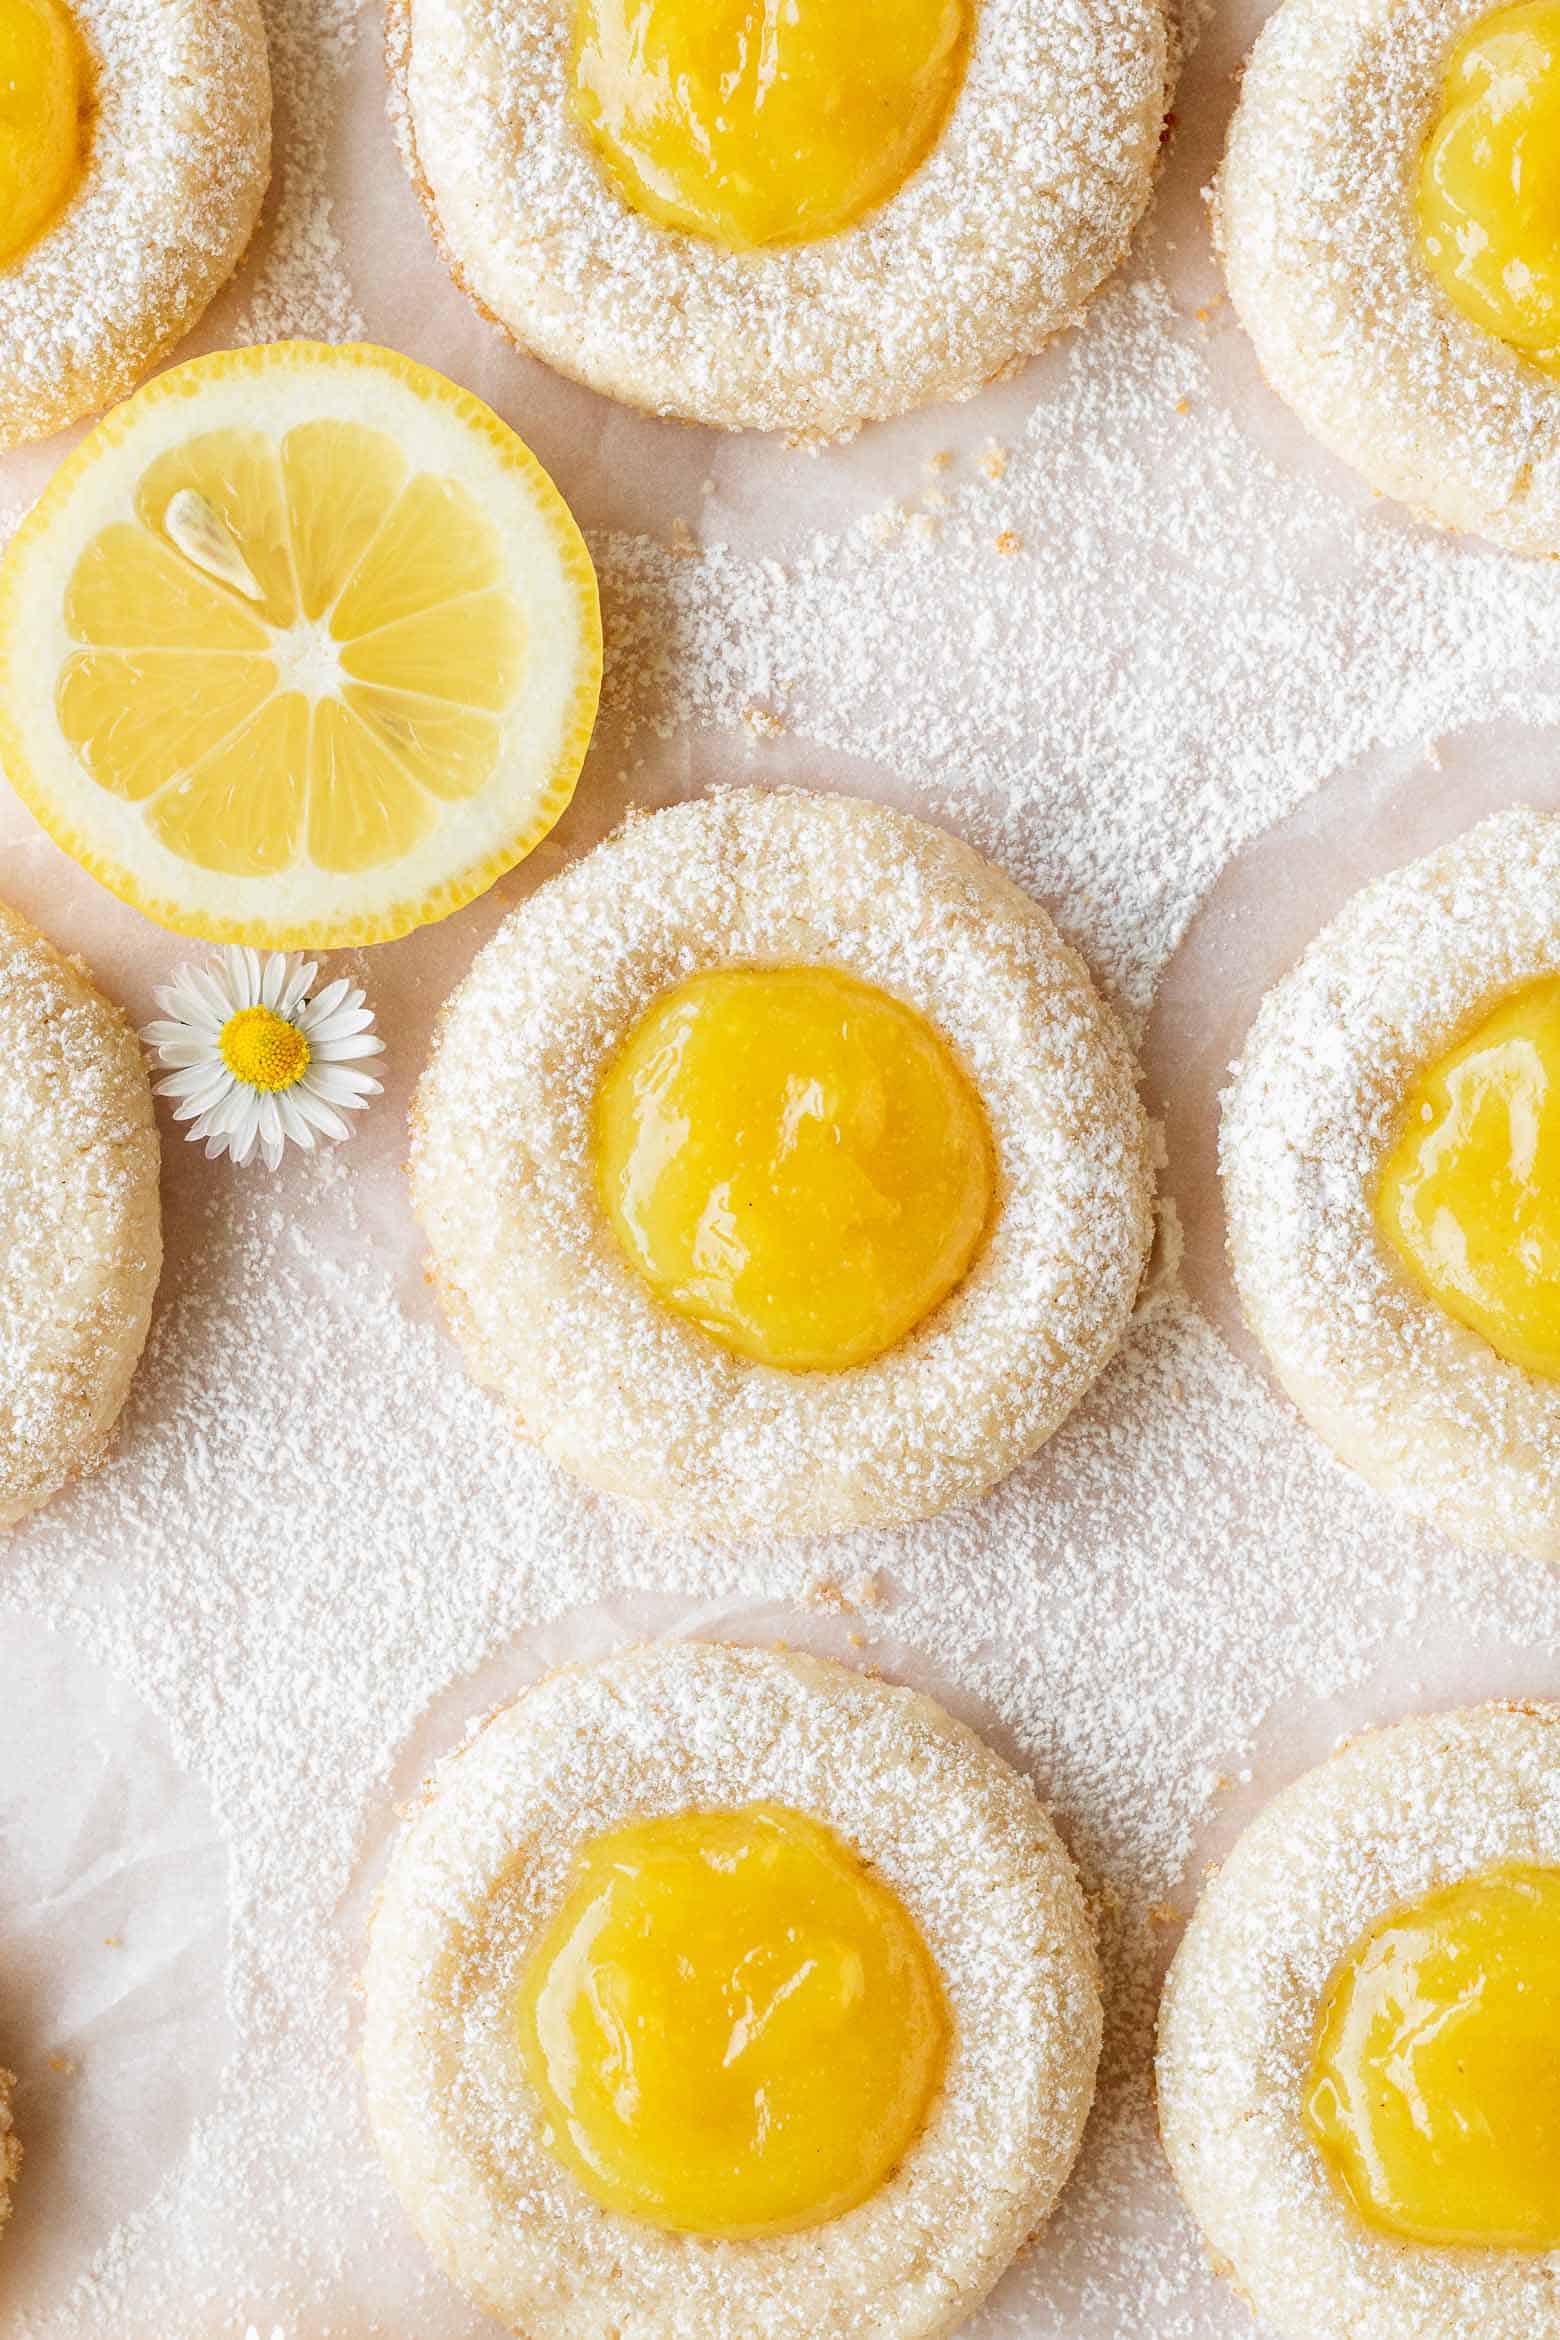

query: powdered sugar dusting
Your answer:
[1223,807,1560,1559]
[1159,1702,1560,2338]
[234,0,363,343]
[364,1642,1100,2340]
[12,1149,1560,2337]
[411,791,1153,1540]
[1218,0,1560,551]
[596,270,1560,1012]
[5,0,1560,2328]
[0,0,267,448]
[0,903,159,1527]
[393,0,1170,436]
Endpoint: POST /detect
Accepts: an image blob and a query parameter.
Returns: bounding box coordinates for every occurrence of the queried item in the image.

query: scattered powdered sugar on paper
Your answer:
[8,1148,1560,2339]
[599,269,1560,1010]
[233,0,364,343]
[6,0,1560,2331]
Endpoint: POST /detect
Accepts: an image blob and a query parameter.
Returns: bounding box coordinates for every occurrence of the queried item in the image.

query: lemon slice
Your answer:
[0,341,602,948]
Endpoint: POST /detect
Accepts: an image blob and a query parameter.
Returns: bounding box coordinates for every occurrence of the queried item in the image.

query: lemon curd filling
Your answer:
[593,964,994,1373]
[569,0,974,250]
[516,1802,950,2238]
[1304,1864,1560,2249]
[1419,0,1560,373]
[0,0,86,270]
[1376,976,1560,1377]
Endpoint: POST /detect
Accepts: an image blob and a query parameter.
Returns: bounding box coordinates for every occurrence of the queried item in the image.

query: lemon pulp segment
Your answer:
[0,344,601,948]
[57,422,525,878]
[1305,1863,1560,2248]
[0,0,85,268]
[570,0,974,249]
[593,964,994,1372]
[516,1802,950,2237]
[1419,0,1560,372]
[1377,975,1560,1376]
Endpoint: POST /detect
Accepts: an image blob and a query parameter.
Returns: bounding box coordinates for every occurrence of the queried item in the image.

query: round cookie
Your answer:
[411,789,1155,1539]
[386,0,1170,438]
[1218,0,1560,552]
[363,1639,1102,2340]
[1222,806,1560,1561]
[1158,1700,1560,2340]
[0,900,161,1526]
[0,0,270,452]
[0,2070,16,2246]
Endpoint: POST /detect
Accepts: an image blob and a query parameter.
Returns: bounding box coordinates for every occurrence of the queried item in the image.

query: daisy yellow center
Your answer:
[1419,0,1560,373]
[219,1005,311,1093]
[593,964,994,1373]
[0,0,86,270]
[1376,976,1560,1377]
[1305,1864,1560,2249]
[515,1803,950,2239]
[569,0,974,250]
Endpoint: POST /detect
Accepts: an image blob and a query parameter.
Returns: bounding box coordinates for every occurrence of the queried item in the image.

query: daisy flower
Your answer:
[142,947,385,1171]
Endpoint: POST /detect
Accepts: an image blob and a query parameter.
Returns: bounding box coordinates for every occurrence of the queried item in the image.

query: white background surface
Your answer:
[5,0,1560,2333]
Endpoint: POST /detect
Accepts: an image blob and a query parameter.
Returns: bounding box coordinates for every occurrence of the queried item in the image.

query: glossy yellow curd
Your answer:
[1377,976,1560,1377]
[0,0,85,269]
[569,0,974,249]
[593,963,993,1372]
[1419,0,1560,374]
[1305,1863,1560,2249]
[516,1802,950,2237]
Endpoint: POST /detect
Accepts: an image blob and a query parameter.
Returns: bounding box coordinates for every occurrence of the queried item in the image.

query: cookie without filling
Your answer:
[0,900,161,1526]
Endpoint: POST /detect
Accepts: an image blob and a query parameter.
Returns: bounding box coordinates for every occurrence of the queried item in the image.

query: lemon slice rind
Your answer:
[0,341,602,949]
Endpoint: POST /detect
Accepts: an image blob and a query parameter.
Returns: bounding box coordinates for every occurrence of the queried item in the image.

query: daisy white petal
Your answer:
[303,1063,381,1107]
[277,1092,317,1151]
[142,947,383,1171]
[151,1042,223,1074]
[183,966,237,1024]
[290,1090,352,1142]
[299,976,353,1027]
[154,972,219,1023]
[142,1025,211,1058]
[158,1065,232,1107]
[315,1034,386,1067]
[277,961,317,1019]
[305,1006,380,1045]
[230,1095,265,1161]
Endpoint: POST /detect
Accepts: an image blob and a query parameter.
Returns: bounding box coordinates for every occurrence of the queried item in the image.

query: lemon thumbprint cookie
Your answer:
[386,0,1170,438]
[363,1641,1101,2340]
[411,790,1154,1539]
[0,900,160,1528]
[0,0,269,451]
[1223,808,1560,1558]
[1219,0,1560,551]
[1159,1702,1560,2340]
